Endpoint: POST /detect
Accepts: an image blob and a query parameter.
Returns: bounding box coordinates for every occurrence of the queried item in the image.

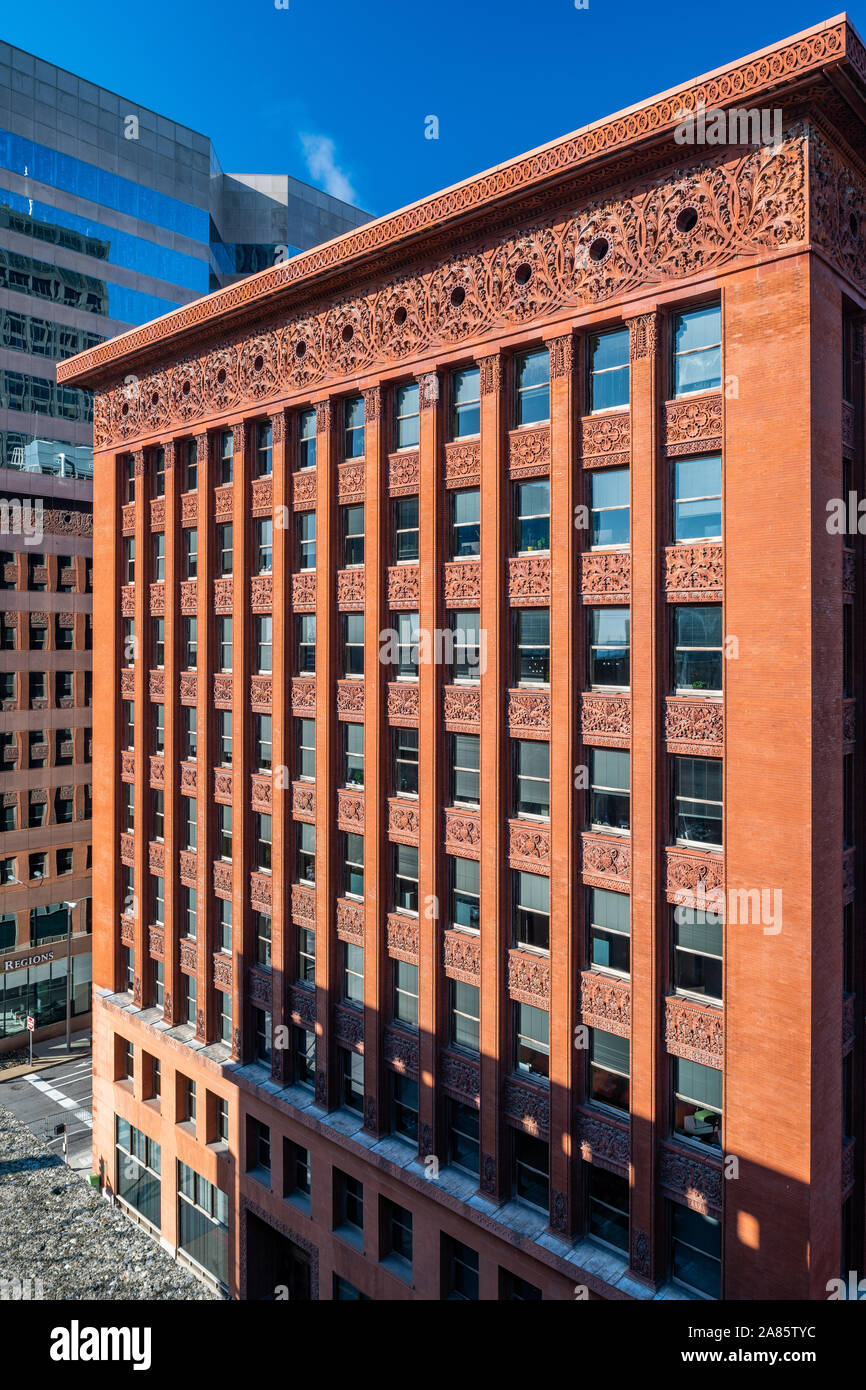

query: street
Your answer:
[0,1053,93,1173]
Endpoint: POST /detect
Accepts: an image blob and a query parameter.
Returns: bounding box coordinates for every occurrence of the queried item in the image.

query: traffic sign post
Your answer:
[26,1015,34,1067]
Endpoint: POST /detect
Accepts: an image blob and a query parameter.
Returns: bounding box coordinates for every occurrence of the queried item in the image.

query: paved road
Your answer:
[0,1054,93,1172]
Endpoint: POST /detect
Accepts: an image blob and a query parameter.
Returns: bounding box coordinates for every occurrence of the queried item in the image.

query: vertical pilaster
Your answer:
[547,333,576,1234]
[626,309,662,1282]
[162,440,178,1025]
[93,448,120,992]
[194,432,213,1043]
[132,448,147,1010]
[231,421,250,1062]
[314,398,336,1107]
[270,412,288,1084]
[363,386,385,1134]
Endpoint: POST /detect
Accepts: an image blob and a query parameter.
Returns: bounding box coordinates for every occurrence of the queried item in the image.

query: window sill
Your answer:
[589,826,630,838]
[673,989,723,1010]
[333,1223,364,1252]
[379,1253,413,1285]
[587,405,629,417]
[245,1166,271,1190]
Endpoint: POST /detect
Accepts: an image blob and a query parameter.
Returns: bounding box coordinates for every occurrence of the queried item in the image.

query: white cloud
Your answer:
[300,133,357,204]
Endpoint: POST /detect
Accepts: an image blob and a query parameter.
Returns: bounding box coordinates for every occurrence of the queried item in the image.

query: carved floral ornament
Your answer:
[87,131,820,450]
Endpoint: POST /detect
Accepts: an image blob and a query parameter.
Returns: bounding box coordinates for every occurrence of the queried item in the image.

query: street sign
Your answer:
[26,1016,34,1031]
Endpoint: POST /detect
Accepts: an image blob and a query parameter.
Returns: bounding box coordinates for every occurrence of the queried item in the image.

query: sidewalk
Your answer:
[0,1029,91,1082]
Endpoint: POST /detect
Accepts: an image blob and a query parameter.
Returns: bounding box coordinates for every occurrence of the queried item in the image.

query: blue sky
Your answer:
[3,1,864,218]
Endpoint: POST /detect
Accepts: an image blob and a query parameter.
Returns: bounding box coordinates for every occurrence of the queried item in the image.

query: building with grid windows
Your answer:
[63,16,866,1298]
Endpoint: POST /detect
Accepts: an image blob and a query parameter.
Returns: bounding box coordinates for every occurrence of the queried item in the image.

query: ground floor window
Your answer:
[115,1116,161,1229]
[177,1162,229,1287]
[0,952,91,1038]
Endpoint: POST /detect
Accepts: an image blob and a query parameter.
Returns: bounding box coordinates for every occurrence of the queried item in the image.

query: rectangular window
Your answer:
[334,1168,363,1234]
[514,478,549,554]
[216,523,233,576]
[254,518,272,574]
[450,856,480,932]
[183,887,197,940]
[152,876,165,927]
[151,959,164,1010]
[590,466,629,548]
[152,703,165,756]
[219,991,232,1046]
[183,973,196,1025]
[153,447,165,497]
[588,327,630,411]
[515,739,550,818]
[587,1165,629,1253]
[254,615,272,674]
[673,1057,722,1149]
[342,833,364,900]
[672,304,721,397]
[516,347,550,426]
[391,1072,418,1143]
[255,419,273,477]
[449,609,482,682]
[515,1002,550,1079]
[283,1139,310,1201]
[393,960,418,1028]
[294,1028,316,1088]
[673,756,722,848]
[255,911,272,969]
[515,608,549,685]
[122,704,135,750]
[674,906,723,1001]
[589,607,630,688]
[588,888,630,975]
[451,980,480,1053]
[297,718,315,780]
[182,706,197,760]
[124,455,136,503]
[219,429,233,485]
[393,727,419,797]
[671,1204,721,1300]
[182,796,196,850]
[394,843,419,914]
[589,1027,629,1112]
[673,455,722,542]
[343,613,364,678]
[673,605,723,693]
[297,822,316,884]
[450,733,480,807]
[296,614,316,674]
[450,487,480,559]
[341,720,363,787]
[152,532,165,582]
[297,510,316,569]
[440,1237,479,1301]
[393,495,419,562]
[340,1048,364,1112]
[254,814,272,873]
[381,1198,413,1269]
[218,805,232,861]
[297,926,315,984]
[124,537,135,584]
[514,870,550,952]
[297,408,316,469]
[391,610,419,679]
[182,616,197,670]
[342,504,364,567]
[182,439,197,493]
[589,748,630,833]
[447,1098,480,1174]
[217,616,232,672]
[217,898,232,954]
[513,1132,549,1211]
[183,527,197,579]
[343,396,365,459]
[451,367,481,438]
[254,714,272,772]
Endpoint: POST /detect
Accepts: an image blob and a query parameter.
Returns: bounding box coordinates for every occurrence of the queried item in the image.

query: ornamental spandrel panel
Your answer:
[120,834,134,864]
[444,808,480,859]
[507,689,550,738]
[251,775,272,814]
[508,819,550,873]
[180,672,197,703]
[148,927,164,960]
[250,873,272,909]
[388,450,420,496]
[293,470,316,509]
[664,697,723,758]
[120,670,134,698]
[503,1078,549,1140]
[843,698,856,744]
[289,986,316,1029]
[337,788,365,832]
[579,411,630,467]
[384,1028,419,1076]
[386,912,419,964]
[251,477,273,514]
[843,992,856,1052]
[664,995,724,1067]
[388,798,419,845]
[336,898,365,944]
[337,680,364,718]
[659,1143,723,1217]
[214,770,233,804]
[179,938,197,972]
[663,393,723,455]
[250,576,273,611]
[248,970,273,1008]
[337,461,365,502]
[444,440,480,488]
[665,847,724,906]
[213,954,232,989]
[387,564,419,608]
[664,543,723,600]
[507,556,550,605]
[149,583,165,615]
[387,681,419,726]
[121,503,135,533]
[844,547,856,599]
[444,560,481,606]
[443,929,480,984]
[251,675,272,710]
[443,685,480,730]
[213,577,233,612]
[576,1107,630,1176]
[292,781,315,821]
[213,862,232,897]
[580,550,630,602]
[149,756,165,788]
[292,678,315,715]
[120,915,134,946]
[180,580,197,613]
[292,883,315,924]
[213,675,232,708]
[120,751,134,780]
[580,971,631,1036]
[179,851,197,884]
[580,832,631,891]
[180,762,197,794]
[214,486,233,520]
[148,842,165,872]
[121,586,134,616]
[440,1050,481,1105]
[580,693,631,747]
[507,426,550,478]
[337,569,365,610]
[150,498,166,529]
[507,949,549,1006]
[335,1006,364,1050]
[180,492,197,525]
[292,572,315,610]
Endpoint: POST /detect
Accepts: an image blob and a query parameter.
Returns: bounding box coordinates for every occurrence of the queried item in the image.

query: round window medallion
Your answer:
[150,391,159,407]
[676,207,699,234]
[515,262,532,285]
[393,306,407,326]
[850,212,859,238]
[450,286,466,308]
[253,353,264,373]
[216,368,227,386]
[588,237,609,263]
[341,324,354,343]
[295,340,307,359]
[121,402,129,417]
[181,380,191,397]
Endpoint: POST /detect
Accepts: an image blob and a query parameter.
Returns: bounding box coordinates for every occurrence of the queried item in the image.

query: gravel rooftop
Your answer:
[0,1102,219,1300]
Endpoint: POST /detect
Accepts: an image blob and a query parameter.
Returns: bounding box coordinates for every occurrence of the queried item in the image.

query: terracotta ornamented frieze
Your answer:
[580,693,631,747]
[291,572,315,610]
[291,677,315,715]
[250,873,272,909]
[664,696,724,754]
[388,450,420,496]
[844,992,856,1053]
[149,670,165,699]
[387,564,419,608]
[119,915,135,947]
[248,970,272,1008]
[549,335,574,379]
[251,775,272,813]
[843,698,856,745]
[478,354,501,396]
[335,1007,364,1050]
[507,949,549,1006]
[251,476,272,514]
[507,555,550,605]
[443,559,481,606]
[179,938,197,972]
[337,568,365,609]
[386,912,419,964]
[213,954,232,990]
[148,927,164,960]
[507,425,550,478]
[664,392,723,456]
[213,770,232,803]
[440,1050,481,1105]
[121,502,135,533]
[581,832,631,891]
[213,675,232,707]
[179,579,197,613]
[811,125,866,296]
[443,929,480,984]
[121,586,134,616]
[180,762,197,794]
[292,781,315,821]
[289,986,315,1029]
[665,846,724,906]
[120,669,134,699]
[580,970,631,1036]
[250,675,272,710]
[120,751,134,780]
[293,470,316,509]
[149,583,164,616]
[659,1143,723,1217]
[443,684,480,730]
[213,577,233,612]
[150,498,165,530]
[508,819,550,873]
[148,842,165,872]
[576,1107,630,1176]
[149,756,165,788]
[627,312,659,360]
[580,550,630,602]
[665,995,724,1067]
[417,372,439,411]
[507,688,550,737]
[337,788,365,831]
[579,411,630,468]
[213,862,232,896]
[336,897,365,944]
[291,883,315,924]
[665,543,723,600]
[120,834,134,864]
[250,576,273,611]
[387,681,419,726]
[384,1027,419,1075]
[179,851,197,884]
[503,1078,549,1140]
[444,807,481,859]
[180,492,197,526]
[388,798,419,844]
[337,460,365,503]
[214,485,233,520]
[179,672,197,704]
[444,439,480,488]
[337,679,364,718]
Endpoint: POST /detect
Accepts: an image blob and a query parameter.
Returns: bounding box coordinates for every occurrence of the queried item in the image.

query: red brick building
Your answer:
[62,16,866,1300]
